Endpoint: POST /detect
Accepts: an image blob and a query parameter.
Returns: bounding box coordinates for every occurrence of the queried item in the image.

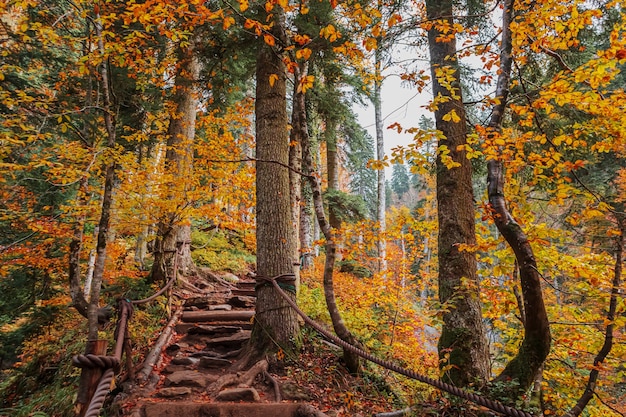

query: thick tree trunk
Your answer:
[325,116,340,193]
[425,0,490,387]
[486,0,551,396]
[250,12,301,357]
[324,112,343,243]
[374,51,387,272]
[151,44,200,285]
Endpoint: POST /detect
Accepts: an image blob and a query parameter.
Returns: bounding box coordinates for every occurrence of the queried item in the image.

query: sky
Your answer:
[354,69,431,163]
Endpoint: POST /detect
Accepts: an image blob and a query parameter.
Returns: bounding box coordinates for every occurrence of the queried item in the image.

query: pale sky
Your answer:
[355,71,431,162]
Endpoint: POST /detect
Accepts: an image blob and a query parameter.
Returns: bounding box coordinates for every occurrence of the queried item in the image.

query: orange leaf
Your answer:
[269,74,279,87]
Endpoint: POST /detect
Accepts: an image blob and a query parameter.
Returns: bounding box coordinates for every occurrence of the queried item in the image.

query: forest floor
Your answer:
[110,270,409,417]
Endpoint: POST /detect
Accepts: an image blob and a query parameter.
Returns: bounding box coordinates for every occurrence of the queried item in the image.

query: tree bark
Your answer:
[425,0,490,387]
[374,49,387,272]
[250,8,301,357]
[294,69,314,270]
[486,0,551,395]
[290,71,304,287]
[151,43,200,285]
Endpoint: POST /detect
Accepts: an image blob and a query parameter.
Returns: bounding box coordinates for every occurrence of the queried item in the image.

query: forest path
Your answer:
[115,275,328,417]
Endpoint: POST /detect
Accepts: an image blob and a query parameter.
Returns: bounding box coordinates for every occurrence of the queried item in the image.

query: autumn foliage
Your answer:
[1,0,625,416]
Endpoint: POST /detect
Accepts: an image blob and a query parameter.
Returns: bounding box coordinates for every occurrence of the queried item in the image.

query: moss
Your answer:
[191,230,255,274]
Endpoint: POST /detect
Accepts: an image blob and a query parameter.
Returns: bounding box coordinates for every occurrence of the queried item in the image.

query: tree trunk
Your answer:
[324,112,343,241]
[486,0,551,396]
[151,43,200,285]
[290,76,304,288]
[300,190,314,269]
[250,10,301,357]
[293,67,314,270]
[425,0,490,387]
[374,50,387,272]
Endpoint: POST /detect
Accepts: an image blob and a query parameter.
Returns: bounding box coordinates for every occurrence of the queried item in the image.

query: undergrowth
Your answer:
[191,229,255,274]
[0,274,169,417]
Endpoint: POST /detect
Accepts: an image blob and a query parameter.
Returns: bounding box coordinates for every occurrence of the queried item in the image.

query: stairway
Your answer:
[117,277,329,417]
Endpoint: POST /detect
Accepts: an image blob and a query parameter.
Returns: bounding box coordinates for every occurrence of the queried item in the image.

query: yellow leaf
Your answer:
[239,0,249,11]
[297,75,315,93]
[442,109,460,123]
[295,48,312,60]
[364,37,377,51]
[269,74,279,87]
[223,16,235,30]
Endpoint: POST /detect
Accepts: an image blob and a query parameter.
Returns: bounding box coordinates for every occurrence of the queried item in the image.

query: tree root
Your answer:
[263,370,281,402]
[211,359,268,393]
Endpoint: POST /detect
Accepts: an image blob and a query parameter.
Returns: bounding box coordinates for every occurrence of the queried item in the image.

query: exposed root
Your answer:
[263,370,281,402]
[211,359,269,393]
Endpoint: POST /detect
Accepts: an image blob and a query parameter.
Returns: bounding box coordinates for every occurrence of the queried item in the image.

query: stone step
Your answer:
[231,288,256,297]
[186,325,243,336]
[204,330,251,349]
[181,310,254,323]
[236,281,256,289]
[143,402,322,417]
[176,322,252,334]
[227,295,255,308]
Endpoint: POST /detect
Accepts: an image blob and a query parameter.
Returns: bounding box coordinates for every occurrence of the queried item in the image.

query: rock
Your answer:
[204,330,251,348]
[222,273,240,283]
[208,304,233,311]
[157,387,192,398]
[228,296,256,308]
[188,325,241,336]
[184,297,210,309]
[165,344,181,356]
[165,370,218,388]
[281,381,312,401]
[199,357,231,369]
[162,364,190,374]
[215,387,260,402]
[171,357,199,366]
[190,350,221,358]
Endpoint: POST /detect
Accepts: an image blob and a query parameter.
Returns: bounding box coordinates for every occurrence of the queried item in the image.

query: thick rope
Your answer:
[259,275,535,417]
[84,368,115,417]
[72,354,120,370]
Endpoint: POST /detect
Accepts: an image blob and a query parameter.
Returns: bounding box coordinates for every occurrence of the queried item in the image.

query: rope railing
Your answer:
[72,248,181,417]
[257,274,536,417]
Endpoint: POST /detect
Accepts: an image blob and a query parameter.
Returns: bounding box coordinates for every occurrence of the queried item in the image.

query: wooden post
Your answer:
[74,340,108,417]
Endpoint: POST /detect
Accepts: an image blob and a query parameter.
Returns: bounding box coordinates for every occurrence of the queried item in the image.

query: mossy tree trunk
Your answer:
[249,7,301,358]
[151,42,200,285]
[425,0,490,388]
